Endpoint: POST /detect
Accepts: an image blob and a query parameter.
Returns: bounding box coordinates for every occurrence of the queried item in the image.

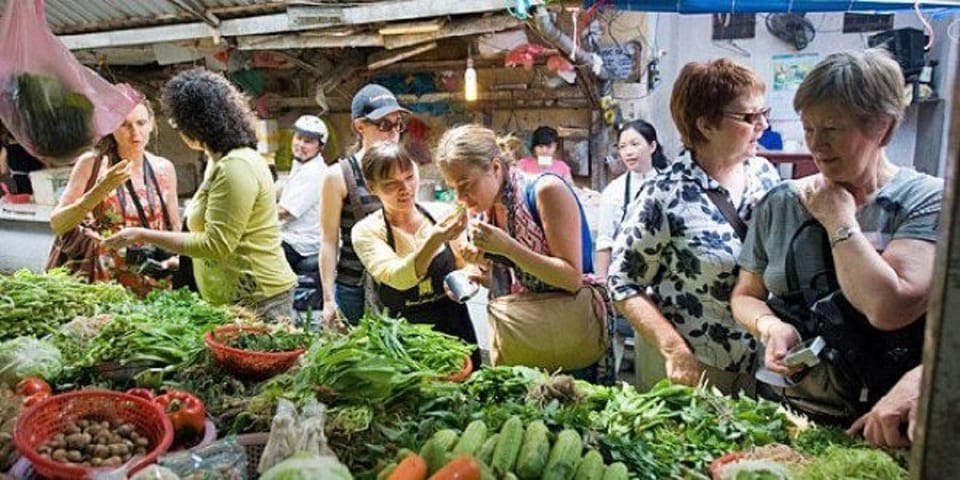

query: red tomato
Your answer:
[22,391,50,408]
[15,377,52,397]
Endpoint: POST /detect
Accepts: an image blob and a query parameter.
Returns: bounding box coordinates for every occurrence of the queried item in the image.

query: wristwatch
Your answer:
[830,226,859,248]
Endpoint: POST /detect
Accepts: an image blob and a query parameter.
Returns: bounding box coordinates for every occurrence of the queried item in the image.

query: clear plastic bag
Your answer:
[0,0,136,165]
[159,437,247,480]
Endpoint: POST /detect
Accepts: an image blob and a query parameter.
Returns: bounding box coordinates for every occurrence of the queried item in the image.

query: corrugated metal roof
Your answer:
[0,0,285,34]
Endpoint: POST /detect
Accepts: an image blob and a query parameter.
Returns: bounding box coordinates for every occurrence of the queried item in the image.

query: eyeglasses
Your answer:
[722,107,772,126]
[369,118,407,133]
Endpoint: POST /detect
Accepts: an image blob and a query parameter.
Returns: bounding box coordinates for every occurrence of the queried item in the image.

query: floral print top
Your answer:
[91,154,175,297]
[607,150,780,372]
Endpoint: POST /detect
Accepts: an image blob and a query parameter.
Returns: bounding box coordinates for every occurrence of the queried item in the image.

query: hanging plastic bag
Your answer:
[0,0,136,165]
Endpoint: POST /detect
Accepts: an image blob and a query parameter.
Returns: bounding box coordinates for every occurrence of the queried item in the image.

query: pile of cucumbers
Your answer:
[380,416,629,480]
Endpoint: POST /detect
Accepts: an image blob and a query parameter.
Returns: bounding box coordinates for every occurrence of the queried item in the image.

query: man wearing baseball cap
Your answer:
[319,84,410,325]
[278,115,328,281]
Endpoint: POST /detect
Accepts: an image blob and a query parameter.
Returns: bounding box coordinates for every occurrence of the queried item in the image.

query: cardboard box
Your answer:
[255,119,280,154]
[29,167,73,206]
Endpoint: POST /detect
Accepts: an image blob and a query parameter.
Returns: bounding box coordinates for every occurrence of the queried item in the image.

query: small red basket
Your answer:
[13,390,173,480]
[444,356,474,383]
[205,325,306,380]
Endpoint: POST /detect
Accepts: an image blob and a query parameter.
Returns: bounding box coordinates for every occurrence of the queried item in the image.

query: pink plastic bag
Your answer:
[0,0,136,165]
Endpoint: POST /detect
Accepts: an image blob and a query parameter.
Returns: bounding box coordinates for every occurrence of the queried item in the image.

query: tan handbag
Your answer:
[487,283,608,372]
[45,157,104,281]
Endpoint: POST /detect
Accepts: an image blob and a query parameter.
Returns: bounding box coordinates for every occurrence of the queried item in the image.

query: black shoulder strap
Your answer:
[705,189,747,241]
[340,154,365,222]
[145,157,172,231]
[621,173,632,223]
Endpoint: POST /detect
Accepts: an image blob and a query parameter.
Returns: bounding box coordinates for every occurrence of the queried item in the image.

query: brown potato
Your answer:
[104,456,122,467]
[134,437,149,447]
[66,450,83,462]
[91,457,103,467]
[108,443,130,456]
[92,444,110,459]
[51,449,68,462]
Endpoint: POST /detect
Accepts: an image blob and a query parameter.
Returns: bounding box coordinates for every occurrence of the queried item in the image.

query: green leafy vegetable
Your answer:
[14,73,95,163]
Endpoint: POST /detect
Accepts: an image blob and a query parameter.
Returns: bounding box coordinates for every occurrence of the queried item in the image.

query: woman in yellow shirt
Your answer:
[352,142,481,368]
[105,68,295,320]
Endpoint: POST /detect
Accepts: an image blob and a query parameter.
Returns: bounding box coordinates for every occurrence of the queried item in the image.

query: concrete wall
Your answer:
[627,11,958,173]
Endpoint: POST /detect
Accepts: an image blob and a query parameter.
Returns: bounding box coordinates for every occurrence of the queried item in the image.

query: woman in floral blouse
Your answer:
[607,58,780,394]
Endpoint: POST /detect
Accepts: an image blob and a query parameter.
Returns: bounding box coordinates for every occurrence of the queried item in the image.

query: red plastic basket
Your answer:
[444,356,474,383]
[205,325,306,380]
[13,390,173,480]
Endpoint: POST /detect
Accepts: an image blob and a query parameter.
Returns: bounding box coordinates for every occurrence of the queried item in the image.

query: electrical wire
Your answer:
[914,0,935,50]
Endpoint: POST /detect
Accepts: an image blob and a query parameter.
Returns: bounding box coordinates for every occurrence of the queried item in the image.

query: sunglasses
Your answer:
[722,107,772,126]
[368,117,407,133]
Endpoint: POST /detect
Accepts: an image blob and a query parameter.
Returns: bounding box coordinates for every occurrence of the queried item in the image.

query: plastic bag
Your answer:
[0,336,64,386]
[159,437,247,480]
[257,399,298,474]
[0,0,136,165]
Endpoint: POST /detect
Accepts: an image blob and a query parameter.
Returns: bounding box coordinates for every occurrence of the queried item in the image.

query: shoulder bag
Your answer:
[486,173,609,372]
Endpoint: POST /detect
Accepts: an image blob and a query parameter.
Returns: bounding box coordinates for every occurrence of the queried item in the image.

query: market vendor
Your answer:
[516,125,573,183]
[351,142,481,369]
[49,84,180,295]
[104,68,295,320]
[607,58,780,395]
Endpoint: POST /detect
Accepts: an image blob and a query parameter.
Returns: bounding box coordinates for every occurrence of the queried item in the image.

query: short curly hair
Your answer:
[161,68,257,155]
[670,58,765,148]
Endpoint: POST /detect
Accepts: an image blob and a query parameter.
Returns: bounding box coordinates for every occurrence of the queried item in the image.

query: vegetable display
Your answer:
[0,269,130,341]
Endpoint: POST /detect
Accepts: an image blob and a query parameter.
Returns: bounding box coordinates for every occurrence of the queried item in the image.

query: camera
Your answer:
[125,246,175,277]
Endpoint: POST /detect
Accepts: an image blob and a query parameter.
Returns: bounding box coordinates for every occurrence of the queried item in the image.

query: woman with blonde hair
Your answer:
[436,124,600,374]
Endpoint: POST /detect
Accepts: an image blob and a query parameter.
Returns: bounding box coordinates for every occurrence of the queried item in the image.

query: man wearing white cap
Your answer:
[278,115,327,274]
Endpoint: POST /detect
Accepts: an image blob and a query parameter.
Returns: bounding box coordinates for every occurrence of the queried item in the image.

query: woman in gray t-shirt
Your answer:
[730,49,942,421]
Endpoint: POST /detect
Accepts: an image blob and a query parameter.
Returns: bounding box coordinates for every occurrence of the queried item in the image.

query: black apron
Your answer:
[377,205,481,368]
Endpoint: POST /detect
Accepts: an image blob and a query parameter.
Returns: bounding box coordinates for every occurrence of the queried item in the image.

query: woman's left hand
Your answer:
[470,220,513,256]
[799,177,857,231]
[102,227,144,249]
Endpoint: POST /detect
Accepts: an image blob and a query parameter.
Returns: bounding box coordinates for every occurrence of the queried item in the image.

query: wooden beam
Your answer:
[382,14,521,50]
[238,31,384,49]
[367,42,439,71]
[913,51,960,480]
[60,12,320,50]
[379,18,446,35]
[288,0,510,28]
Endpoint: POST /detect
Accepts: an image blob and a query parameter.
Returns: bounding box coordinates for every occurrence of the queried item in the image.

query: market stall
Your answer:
[0,269,914,480]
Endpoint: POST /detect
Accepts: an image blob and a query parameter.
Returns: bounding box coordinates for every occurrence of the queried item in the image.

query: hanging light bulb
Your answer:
[464,55,478,102]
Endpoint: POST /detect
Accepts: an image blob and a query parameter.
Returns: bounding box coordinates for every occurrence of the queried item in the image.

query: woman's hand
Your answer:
[463,263,491,289]
[96,159,133,193]
[761,320,803,376]
[470,220,514,256]
[799,177,856,231]
[664,348,702,386]
[432,207,468,243]
[102,227,145,249]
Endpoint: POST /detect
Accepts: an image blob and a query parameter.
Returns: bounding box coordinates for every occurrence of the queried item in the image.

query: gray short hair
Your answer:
[794,48,906,144]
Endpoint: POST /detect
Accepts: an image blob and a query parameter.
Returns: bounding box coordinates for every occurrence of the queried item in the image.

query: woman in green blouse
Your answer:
[105,68,295,320]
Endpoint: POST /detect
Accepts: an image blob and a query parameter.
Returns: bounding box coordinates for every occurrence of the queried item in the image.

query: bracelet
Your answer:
[752,313,777,337]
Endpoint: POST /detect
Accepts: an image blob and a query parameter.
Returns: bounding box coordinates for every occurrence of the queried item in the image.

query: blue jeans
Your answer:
[335,282,365,325]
